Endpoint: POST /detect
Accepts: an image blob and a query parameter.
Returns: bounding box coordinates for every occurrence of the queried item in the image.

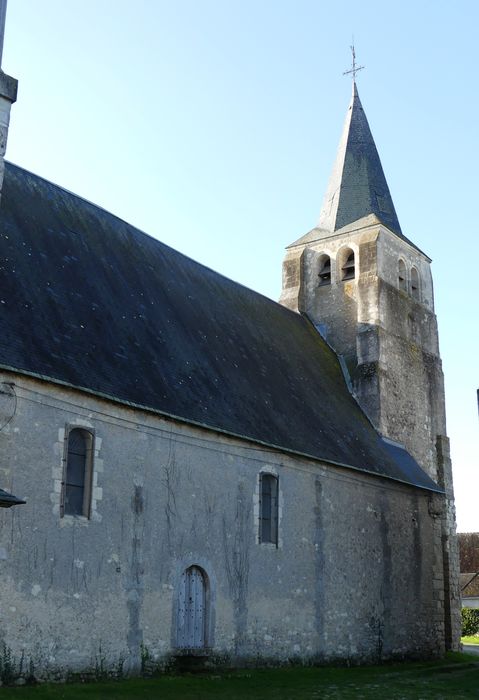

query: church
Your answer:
[0,5,460,681]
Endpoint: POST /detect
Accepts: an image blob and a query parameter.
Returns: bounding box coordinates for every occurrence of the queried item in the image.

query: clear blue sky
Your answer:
[4,0,477,530]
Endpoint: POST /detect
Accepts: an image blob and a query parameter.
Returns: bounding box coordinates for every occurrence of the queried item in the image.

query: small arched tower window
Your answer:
[341,249,355,281]
[318,255,331,286]
[259,473,279,546]
[62,428,94,518]
[410,267,420,300]
[176,565,209,649]
[398,259,407,291]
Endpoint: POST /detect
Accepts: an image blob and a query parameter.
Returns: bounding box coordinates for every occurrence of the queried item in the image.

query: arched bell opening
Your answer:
[340,248,355,281]
[411,266,420,300]
[318,254,332,286]
[398,259,407,291]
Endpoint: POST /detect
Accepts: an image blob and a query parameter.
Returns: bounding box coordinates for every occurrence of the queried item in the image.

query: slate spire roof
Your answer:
[318,81,403,236]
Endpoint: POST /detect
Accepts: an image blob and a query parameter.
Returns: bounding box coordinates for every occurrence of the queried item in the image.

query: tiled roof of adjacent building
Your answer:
[0,162,441,492]
[460,573,479,598]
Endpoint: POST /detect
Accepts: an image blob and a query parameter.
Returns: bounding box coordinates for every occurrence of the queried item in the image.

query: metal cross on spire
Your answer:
[343,44,365,82]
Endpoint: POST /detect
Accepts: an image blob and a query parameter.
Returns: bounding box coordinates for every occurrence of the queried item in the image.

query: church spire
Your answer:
[317,81,402,237]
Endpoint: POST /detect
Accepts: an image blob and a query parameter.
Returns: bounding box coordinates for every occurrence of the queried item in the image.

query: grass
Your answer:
[1,653,479,699]
[462,636,479,645]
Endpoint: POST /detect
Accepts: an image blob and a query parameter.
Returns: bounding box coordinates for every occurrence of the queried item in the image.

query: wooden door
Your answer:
[177,566,207,649]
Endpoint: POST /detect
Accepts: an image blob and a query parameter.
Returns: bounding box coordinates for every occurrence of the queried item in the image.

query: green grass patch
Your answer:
[1,653,478,699]
[462,635,479,645]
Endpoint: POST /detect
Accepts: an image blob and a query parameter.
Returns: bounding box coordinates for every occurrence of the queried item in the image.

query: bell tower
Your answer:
[279,78,461,650]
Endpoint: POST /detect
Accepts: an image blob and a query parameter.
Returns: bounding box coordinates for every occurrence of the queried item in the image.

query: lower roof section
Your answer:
[0,162,441,493]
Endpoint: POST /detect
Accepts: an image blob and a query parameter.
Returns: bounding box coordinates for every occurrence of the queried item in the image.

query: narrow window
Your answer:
[318,255,331,286]
[176,566,208,649]
[61,428,94,517]
[398,259,407,291]
[259,473,278,545]
[341,250,355,281]
[411,267,420,300]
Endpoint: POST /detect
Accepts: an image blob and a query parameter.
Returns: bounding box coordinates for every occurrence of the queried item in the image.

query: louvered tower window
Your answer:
[398,259,407,291]
[341,250,355,281]
[318,255,331,286]
[411,267,420,300]
[62,428,94,517]
[259,473,279,545]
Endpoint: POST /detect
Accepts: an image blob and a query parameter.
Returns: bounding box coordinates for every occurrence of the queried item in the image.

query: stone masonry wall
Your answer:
[279,220,460,652]
[0,371,443,680]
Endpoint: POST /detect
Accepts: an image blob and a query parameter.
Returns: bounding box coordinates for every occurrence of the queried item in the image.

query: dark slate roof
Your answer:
[315,83,424,255]
[0,162,441,492]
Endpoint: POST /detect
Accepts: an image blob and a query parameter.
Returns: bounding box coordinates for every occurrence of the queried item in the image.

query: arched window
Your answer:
[341,249,355,281]
[318,255,331,286]
[410,267,420,300]
[259,473,279,545]
[398,259,407,291]
[176,566,209,649]
[61,428,94,517]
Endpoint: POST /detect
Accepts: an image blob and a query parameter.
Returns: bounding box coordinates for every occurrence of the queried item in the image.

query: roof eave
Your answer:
[0,363,444,495]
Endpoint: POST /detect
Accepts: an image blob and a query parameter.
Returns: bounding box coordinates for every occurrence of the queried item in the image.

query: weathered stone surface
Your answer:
[0,372,444,679]
[0,68,16,203]
[280,214,460,654]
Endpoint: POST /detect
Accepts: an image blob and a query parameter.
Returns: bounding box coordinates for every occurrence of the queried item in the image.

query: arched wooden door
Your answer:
[176,566,207,649]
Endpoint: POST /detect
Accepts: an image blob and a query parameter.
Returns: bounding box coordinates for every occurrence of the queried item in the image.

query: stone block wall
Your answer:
[279,219,461,653]
[0,371,445,680]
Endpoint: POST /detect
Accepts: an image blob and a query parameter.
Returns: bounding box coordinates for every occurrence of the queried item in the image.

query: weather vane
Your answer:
[343,44,364,82]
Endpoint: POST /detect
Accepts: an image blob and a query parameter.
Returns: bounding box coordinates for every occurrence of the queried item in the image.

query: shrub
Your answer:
[461,608,479,636]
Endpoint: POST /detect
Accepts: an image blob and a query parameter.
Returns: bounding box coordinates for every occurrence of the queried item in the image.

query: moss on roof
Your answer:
[0,162,440,491]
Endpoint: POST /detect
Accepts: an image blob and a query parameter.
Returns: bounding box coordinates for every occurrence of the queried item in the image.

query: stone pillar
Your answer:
[436,435,462,650]
[0,70,16,198]
[0,0,18,201]
[428,493,447,655]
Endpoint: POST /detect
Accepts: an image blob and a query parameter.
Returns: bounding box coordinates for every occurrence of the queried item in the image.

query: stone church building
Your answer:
[0,5,460,679]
